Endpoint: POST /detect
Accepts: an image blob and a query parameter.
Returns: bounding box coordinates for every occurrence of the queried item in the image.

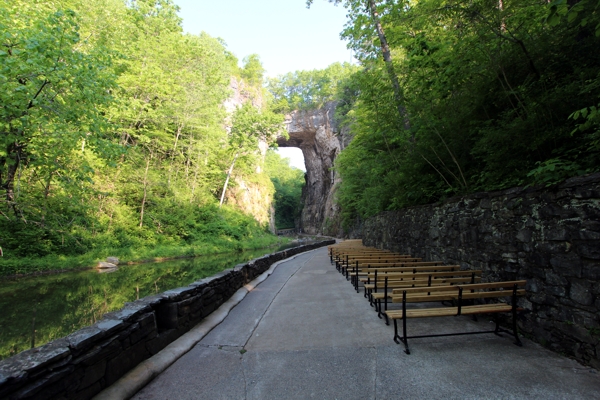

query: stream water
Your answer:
[0,243,307,360]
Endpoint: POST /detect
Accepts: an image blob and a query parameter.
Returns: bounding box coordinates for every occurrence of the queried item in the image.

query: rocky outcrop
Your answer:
[223,77,275,231]
[226,178,275,231]
[278,102,350,235]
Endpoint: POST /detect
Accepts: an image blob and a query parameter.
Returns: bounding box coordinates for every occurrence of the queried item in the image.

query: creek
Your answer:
[0,243,305,360]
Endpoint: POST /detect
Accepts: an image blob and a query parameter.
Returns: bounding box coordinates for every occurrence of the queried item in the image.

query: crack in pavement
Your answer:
[197,344,245,353]
[241,355,248,400]
[242,251,318,348]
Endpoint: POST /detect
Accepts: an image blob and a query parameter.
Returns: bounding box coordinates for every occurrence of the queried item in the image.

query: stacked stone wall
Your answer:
[0,241,335,399]
[360,173,600,368]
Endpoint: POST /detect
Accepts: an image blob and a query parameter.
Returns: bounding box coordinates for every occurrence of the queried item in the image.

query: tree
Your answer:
[263,150,305,229]
[0,3,118,217]
[241,54,265,87]
[267,62,358,112]
[307,0,408,129]
[219,104,284,207]
[307,0,600,229]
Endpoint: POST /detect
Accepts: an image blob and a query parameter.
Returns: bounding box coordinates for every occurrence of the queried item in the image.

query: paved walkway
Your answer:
[132,247,599,399]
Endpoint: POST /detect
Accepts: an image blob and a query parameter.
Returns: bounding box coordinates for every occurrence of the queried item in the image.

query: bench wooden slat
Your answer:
[365,270,482,280]
[385,303,516,319]
[355,261,442,267]
[391,280,526,294]
[392,289,526,303]
[366,277,482,289]
[369,278,486,302]
[357,266,462,278]
[455,280,527,290]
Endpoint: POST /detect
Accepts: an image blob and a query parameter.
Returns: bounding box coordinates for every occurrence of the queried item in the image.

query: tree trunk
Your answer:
[168,123,183,187]
[367,0,410,131]
[3,142,22,217]
[219,153,238,208]
[139,156,151,228]
[190,147,202,203]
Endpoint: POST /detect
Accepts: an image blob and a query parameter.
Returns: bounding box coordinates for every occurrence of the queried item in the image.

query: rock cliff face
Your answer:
[278,102,350,235]
[224,77,275,231]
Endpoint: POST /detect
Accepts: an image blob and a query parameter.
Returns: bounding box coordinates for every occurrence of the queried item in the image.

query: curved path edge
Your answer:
[92,251,313,400]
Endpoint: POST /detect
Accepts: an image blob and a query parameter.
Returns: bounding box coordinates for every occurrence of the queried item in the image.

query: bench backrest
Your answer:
[391,280,526,301]
[354,261,446,269]
[397,289,527,303]
[347,258,421,264]
[368,269,481,281]
[346,255,414,260]
[332,251,394,257]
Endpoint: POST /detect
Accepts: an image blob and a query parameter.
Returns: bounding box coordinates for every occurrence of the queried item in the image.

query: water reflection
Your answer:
[0,245,306,360]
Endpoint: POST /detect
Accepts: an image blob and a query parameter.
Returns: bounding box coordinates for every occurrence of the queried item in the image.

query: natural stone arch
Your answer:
[277,102,350,235]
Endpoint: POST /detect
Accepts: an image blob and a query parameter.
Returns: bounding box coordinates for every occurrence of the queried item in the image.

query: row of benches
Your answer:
[328,240,525,354]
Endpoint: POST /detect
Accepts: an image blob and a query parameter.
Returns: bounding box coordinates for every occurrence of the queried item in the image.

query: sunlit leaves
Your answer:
[0,2,119,205]
[318,0,600,228]
[263,150,305,229]
[267,62,359,112]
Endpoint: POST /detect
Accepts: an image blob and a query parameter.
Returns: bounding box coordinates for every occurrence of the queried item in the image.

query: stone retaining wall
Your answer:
[0,241,335,399]
[360,173,600,368]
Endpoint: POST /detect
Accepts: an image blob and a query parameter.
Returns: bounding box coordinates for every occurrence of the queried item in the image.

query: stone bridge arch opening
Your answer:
[276,102,348,235]
[276,147,306,172]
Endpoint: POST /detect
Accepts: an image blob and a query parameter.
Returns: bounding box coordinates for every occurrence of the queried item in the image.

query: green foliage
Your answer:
[0,2,120,213]
[264,150,305,229]
[0,0,283,273]
[241,54,265,87]
[316,0,600,228]
[230,104,284,153]
[0,201,281,276]
[267,62,359,113]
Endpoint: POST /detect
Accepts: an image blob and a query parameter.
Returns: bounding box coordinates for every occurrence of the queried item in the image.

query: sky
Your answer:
[175,0,355,172]
[175,0,353,77]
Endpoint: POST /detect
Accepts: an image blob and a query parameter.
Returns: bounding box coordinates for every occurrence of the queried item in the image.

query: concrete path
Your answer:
[132,247,599,399]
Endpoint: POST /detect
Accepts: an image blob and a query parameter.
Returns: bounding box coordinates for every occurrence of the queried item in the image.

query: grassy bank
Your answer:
[0,233,290,277]
[0,203,290,277]
[0,234,288,277]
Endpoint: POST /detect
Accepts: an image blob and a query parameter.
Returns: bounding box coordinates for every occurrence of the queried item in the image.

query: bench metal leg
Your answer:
[392,318,411,354]
[402,315,410,354]
[511,285,523,347]
[393,319,400,343]
[512,308,523,347]
[376,299,390,325]
[493,314,502,337]
[383,296,389,325]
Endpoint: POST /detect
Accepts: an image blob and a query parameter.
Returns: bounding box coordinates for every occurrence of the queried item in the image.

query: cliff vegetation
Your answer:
[304,0,600,230]
[0,0,294,275]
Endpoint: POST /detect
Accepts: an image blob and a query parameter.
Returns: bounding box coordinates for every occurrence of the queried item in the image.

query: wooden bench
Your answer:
[329,247,393,265]
[384,280,527,354]
[346,261,444,286]
[339,257,422,276]
[359,265,461,289]
[331,251,401,264]
[369,269,482,317]
[334,254,415,270]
